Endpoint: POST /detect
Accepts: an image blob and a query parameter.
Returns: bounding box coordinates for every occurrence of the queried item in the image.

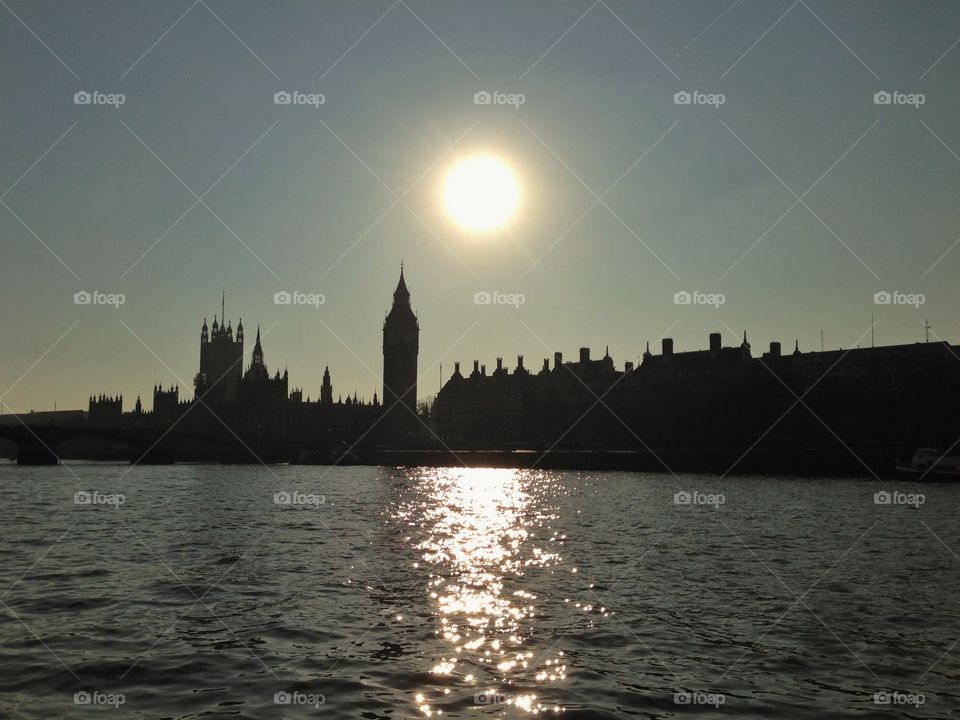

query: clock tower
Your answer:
[382,265,419,438]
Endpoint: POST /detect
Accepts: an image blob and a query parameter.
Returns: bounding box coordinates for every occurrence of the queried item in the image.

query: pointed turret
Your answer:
[321,365,333,405]
[393,263,410,305]
[253,326,263,359]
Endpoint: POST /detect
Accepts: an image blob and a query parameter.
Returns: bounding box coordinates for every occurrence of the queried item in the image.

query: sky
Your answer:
[1,0,960,413]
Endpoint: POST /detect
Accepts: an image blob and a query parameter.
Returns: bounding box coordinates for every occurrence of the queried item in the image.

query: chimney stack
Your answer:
[517,355,524,370]
[580,347,590,363]
[554,351,563,369]
[769,341,781,357]
[709,332,721,352]
[662,338,674,356]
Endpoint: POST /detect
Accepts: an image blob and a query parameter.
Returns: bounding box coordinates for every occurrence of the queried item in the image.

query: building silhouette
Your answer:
[194,293,244,404]
[382,265,419,440]
[88,394,122,427]
[320,366,333,405]
[33,268,957,471]
[431,331,960,471]
[75,270,403,458]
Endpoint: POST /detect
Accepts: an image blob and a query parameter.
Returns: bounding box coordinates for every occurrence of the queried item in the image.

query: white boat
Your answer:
[896,448,960,479]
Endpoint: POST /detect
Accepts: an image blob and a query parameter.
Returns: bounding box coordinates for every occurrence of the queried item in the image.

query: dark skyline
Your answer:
[2,1,960,414]
[5,6,960,719]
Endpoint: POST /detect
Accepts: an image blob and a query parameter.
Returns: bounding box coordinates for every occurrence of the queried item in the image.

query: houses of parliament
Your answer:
[83,268,421,455]
[10,264,959,471]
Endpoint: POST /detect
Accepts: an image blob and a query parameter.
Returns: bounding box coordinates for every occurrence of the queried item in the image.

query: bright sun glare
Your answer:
[444,155,520,233]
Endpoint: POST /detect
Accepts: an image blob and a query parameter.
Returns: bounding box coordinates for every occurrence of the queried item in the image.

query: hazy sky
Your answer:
[2,0,960,412]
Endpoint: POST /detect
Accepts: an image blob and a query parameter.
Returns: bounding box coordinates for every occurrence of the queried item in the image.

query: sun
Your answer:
[443,155,520,233]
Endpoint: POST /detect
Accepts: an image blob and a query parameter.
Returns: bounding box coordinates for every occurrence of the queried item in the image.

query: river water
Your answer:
[0,463,957,718]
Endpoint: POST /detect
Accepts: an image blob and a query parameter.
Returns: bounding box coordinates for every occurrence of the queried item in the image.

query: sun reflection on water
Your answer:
[398,467,567,715]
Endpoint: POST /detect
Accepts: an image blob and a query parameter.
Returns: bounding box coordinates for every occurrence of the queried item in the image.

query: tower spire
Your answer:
[251,325,264,367]
[393,264,410,305]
